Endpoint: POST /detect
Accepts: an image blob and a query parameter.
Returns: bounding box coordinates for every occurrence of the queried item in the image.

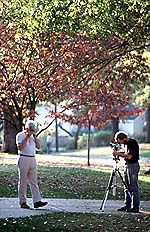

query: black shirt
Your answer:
[125,138,139,164]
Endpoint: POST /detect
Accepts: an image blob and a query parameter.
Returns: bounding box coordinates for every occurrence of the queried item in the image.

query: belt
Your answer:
[20,154,35,157]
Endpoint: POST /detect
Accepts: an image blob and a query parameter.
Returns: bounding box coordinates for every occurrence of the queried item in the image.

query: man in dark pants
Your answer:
[113,131,140,213]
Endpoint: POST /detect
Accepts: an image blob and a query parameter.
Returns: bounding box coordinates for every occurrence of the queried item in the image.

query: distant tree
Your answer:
[136,86,150,143]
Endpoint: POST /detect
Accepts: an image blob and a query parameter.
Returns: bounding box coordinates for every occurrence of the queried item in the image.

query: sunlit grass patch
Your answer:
[0,212,150,232]
[0,164,149,201]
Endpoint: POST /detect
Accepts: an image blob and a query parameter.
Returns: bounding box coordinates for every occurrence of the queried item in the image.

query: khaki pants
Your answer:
[18,156,41,205]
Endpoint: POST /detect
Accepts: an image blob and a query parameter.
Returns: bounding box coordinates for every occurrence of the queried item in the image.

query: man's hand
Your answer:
[26,132,31,138]
[113,150,119,157]
[26,129,35,137]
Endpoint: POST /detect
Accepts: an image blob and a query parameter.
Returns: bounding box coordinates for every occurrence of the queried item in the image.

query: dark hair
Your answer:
[115,131,128,141]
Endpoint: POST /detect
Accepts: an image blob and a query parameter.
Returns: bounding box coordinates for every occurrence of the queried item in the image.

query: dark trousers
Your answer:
[124,162,140,209]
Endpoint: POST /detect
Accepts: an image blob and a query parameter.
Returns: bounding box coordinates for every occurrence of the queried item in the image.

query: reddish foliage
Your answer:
[0,22,141,131]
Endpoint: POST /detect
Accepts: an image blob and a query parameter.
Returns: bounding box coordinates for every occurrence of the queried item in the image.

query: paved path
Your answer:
[0,198,150,218]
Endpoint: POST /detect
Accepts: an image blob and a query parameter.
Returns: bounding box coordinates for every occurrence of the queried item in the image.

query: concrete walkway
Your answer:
[0,198,150,218]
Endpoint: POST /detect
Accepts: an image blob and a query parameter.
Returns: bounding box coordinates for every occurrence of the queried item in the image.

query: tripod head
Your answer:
[110,142,121,163]
[110,142,121,151]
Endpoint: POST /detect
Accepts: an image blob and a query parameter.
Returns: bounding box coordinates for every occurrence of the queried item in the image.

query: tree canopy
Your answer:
[0,20,147,132]
[1,0,150,39]
[0,0,150,152]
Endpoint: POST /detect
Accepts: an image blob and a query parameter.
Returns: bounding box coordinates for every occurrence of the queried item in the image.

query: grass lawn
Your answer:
[0,147,150,232]
[0,164,149,200]
[0,162,150,232]
[0,212,150,232]
[54,146,150,158]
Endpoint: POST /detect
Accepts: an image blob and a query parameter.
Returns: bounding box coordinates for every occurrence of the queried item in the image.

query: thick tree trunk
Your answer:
[3,112,18,154]
[145,106,150,143]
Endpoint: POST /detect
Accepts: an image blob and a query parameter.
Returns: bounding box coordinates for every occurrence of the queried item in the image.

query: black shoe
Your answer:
[144,170,150,175]
[21,202,30,209]
[34,201,48,208]
[127,207,139,213]
[117,206,131,212]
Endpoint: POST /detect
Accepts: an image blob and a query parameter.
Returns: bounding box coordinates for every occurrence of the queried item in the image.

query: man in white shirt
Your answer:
[16,120,48,209]
[46,133,52,155]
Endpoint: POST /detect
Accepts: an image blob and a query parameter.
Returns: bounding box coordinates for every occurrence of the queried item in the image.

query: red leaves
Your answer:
[0,22,141,131]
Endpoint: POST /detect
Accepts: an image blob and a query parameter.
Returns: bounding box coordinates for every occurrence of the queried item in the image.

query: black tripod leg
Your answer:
[117,169,132,200]
[100,170,115,212]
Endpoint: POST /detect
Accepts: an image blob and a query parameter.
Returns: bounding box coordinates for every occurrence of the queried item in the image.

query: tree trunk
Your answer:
[87,120,91,166]
[111,116,119,137]
[145,106,150,143]
[3,111,18,154]
[55,105,59,152]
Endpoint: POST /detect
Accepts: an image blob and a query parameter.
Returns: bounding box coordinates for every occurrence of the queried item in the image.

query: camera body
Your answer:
[110,142,120,151]
[110,142,121,161]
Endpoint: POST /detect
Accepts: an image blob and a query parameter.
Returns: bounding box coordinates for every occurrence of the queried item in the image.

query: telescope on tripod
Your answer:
[100,142,132,212]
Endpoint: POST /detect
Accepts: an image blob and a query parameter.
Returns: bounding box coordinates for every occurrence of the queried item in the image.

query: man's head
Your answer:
[25,120,36,132]
[114,131,128,144]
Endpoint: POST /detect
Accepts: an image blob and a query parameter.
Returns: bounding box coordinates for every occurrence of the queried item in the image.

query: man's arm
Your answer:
[17,134,30,151]
[113,150,132,160]
[33,134,40,149]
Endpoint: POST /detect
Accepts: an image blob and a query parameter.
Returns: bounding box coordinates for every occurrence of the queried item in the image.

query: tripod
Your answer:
[100,157,131,212]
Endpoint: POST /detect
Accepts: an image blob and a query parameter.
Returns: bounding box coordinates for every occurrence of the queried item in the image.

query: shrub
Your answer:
[131,133,146,143]
[66,138,75,150]
[91,131,112,147]
[78,134,88,149]
[77,131,112,149]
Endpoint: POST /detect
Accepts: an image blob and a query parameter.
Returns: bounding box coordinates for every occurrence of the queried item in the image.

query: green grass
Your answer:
[0,164,149,200]
[0,212,150,232]
[140,150,150,158]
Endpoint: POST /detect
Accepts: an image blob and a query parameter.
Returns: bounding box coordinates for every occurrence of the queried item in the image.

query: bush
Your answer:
[131,133,146,143]
[66,138,75,150]
[78,134,88,149]
[77,131,112,149]
[91,131,112,147]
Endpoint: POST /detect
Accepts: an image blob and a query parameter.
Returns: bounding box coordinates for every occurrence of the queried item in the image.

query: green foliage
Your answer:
[38,132,49,153]
[136,85,150,107]
[132,133,147,143]
[91,130,112,146]
[2,0,71,35]
[78,131,112,149]
[66,138,75,150]
[2,0,150,40]
[78,134,88,149]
